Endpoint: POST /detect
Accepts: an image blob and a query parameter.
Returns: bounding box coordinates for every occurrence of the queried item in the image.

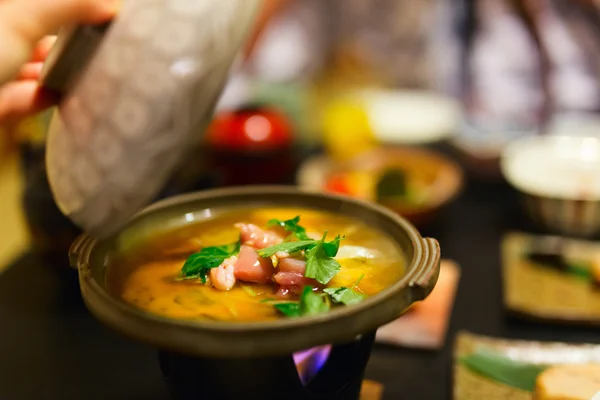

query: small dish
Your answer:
[502,232,600,326]
[297,147,464,227]
[454,331,600,400]
[501,135,600,237]
[203,106,296,185]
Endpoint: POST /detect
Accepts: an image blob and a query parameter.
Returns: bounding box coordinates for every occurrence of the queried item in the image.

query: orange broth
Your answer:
[107,207,405,322]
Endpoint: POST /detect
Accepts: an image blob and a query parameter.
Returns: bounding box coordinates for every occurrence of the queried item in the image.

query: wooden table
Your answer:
[0,176,598,400]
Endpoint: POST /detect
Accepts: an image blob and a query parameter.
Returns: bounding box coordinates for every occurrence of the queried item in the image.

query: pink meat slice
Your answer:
[235,223,283,249]
[274,257,321,296]
[233,245,273,284]
[278,258,307,274]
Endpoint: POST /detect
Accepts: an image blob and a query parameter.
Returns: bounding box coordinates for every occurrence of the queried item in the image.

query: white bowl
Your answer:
[501,135,600,236]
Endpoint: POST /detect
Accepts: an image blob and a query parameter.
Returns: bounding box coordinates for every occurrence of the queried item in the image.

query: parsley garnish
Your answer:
[304,232,343,285]
[272,286,330,317]
[322,234,343,257]
[324,287,365,305]
[268,216,312,240]
[180,216,345,290]
[256,240,317,258]
[258,228,344,285]
[324,274,365,305]
[273,302,302,317]
[180,238,241,283]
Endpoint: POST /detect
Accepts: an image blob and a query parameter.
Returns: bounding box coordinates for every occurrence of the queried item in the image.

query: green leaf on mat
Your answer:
[459,349,547,392]
[566,262,592,281]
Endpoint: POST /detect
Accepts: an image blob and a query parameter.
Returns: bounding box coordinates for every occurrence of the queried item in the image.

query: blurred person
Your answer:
[463,0,600,132]
[327,0,455,89]
[218,0,457,112]
[217,0,327,111]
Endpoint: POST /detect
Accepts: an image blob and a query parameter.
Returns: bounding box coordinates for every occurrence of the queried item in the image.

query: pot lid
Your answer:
[42,0,261,239]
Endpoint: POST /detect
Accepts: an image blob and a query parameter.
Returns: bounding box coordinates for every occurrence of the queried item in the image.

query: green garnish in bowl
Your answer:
[375,168,428,206]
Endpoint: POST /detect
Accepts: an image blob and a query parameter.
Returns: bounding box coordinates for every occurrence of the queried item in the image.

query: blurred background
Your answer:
[2,0,600,267]
[3,1,600,399]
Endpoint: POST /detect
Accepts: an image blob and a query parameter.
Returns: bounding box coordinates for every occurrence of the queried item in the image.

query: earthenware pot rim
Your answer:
[71,186,440,357]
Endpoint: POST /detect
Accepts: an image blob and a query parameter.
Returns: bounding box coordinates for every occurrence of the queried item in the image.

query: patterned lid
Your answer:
[42,0,260,239]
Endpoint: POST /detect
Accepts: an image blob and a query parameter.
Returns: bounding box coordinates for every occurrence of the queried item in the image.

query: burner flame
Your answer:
[293,345,332,385]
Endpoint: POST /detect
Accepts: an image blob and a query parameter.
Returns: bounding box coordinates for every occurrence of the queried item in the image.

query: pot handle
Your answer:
[68,234,95,270]
[410,238,441,301]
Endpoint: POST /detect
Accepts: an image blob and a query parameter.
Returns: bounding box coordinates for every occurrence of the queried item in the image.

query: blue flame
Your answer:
[293,345,332,385]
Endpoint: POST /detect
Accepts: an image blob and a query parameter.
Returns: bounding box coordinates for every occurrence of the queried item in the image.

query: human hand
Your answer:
[0,0,119,124]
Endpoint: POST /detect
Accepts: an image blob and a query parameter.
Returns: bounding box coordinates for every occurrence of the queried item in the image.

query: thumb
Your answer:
[0,0,119,84]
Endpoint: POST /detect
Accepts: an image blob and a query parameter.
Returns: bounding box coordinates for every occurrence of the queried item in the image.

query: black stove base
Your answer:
[158,332,376,400]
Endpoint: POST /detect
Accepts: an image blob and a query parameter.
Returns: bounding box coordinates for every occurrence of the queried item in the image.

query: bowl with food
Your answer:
[501,135,600,237]
[69,186,440,399]
[297,147,464,227]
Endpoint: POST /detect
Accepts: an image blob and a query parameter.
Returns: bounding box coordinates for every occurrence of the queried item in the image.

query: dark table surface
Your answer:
[1,175,600,400]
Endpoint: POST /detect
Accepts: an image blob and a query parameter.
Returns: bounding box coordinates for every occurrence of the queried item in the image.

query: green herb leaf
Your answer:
[272,286,330,318]
[300,286,330,315]
[355,274,365,286]
[324,287,365,305]
[180,238,241,283]
[257,240,317,258]
[268,216,312,240]
[274,302,302,317]
[324,274,366,305]
[460,349,547,392]
[304,233,342,285]
[323,234,343,257]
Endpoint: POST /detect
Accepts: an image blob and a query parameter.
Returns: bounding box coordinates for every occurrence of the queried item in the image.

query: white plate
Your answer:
[43,0,261,238]
[353,89,462,145]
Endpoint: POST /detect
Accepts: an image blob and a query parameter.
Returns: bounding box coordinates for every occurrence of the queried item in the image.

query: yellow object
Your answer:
[593,257,600,285]
[321,99,377,162]
[534,364,600,400]
[0,111,51,270]
[0,154,28,270]
[15,116,47,144]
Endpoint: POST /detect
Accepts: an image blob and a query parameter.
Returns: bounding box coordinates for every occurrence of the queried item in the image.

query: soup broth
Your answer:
[108,207,405,323]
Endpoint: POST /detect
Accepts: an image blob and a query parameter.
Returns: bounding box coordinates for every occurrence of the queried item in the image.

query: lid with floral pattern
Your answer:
[41,0,261,238]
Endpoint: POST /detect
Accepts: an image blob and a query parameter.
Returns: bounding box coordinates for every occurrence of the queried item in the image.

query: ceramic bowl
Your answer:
[501,135,600,237]
[69,186,441,359]
[297,148,464,227]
